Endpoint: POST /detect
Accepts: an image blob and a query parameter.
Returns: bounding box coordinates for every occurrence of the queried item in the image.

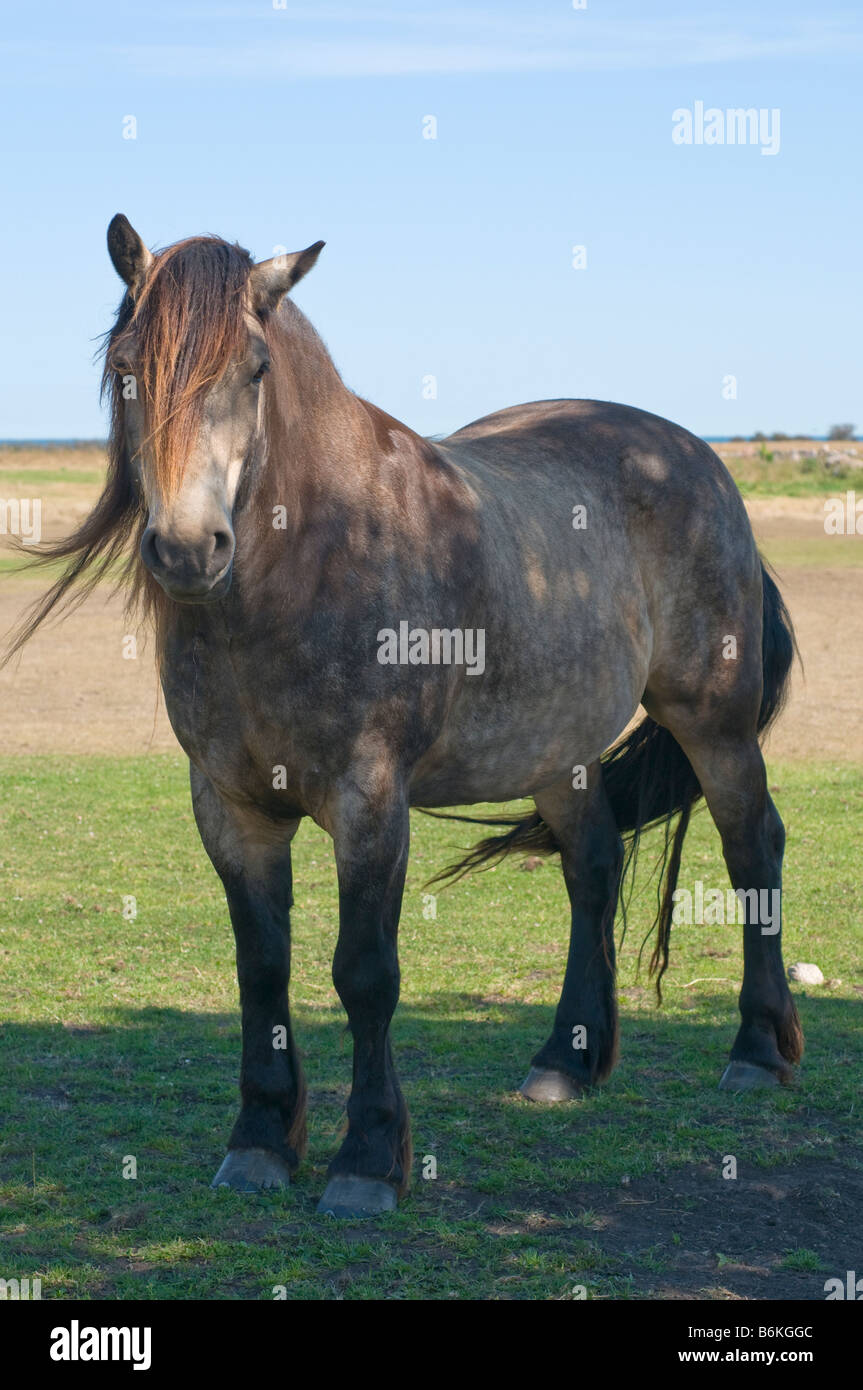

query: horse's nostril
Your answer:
[154,533,172,568]
[213,530,233,562]
[141,527,163,571]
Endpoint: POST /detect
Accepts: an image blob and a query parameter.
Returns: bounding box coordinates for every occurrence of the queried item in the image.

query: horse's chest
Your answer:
[160,635,341,813]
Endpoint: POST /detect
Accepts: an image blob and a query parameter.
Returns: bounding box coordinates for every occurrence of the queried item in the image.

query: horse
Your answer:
[7,215,802,1218]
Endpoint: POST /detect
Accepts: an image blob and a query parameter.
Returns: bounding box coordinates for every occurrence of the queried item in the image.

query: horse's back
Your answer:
[444,397,738,493]
[441,395,758,591]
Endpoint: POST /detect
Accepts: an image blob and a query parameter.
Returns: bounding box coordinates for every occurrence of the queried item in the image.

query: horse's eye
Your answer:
[251,361,270,386]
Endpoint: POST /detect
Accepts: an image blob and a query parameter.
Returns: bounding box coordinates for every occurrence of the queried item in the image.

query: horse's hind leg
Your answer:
[190,767,305,1192]
[657,726,802,1088]
[521,766,623,1101]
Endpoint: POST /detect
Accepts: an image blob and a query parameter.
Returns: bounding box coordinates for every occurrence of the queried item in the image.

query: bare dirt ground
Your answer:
[748,499,863,763]
[0,471,860,760]
[449,1158,863,1300]
[0,585,174,755]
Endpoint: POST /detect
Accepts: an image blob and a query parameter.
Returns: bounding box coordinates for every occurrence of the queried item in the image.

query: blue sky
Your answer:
[1,1,860,439]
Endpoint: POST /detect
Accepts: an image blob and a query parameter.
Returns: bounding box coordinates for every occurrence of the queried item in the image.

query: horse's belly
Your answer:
[409,651,645,806]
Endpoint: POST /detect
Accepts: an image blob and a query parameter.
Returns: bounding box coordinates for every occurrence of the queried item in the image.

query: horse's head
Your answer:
[105,214,323,602]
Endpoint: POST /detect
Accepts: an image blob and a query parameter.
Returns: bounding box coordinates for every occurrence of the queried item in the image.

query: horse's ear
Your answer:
[250,241,325,314]
[107,213,152,289]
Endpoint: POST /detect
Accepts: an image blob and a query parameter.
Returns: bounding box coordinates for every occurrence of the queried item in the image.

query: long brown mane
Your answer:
[107,236,253,503]
[2,236,256,663]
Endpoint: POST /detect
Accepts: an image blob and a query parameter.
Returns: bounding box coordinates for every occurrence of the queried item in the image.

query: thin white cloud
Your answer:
[3,11,862,81]
[124,28,863,79]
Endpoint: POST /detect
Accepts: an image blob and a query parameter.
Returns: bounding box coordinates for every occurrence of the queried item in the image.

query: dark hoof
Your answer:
[520,1066,584,1103]
[211,1148,293,1193]
[316,1175,398,1218]
[719,1061,784,1093]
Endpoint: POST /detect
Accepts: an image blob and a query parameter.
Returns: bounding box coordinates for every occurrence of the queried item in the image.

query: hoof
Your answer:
[211,1147,293,1193]
[719,1061,784,1093]
[316,1175,398,1218]
[520,1066,584,1103]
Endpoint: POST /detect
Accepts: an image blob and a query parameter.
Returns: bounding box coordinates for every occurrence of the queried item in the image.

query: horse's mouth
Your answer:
[156,562,234,605]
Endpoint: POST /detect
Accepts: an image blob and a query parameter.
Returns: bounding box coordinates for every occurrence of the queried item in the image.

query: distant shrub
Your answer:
[827,423,855,440]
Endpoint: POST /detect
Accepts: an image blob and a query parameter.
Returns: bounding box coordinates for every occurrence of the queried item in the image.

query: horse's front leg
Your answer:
[317,785,411,1218]
[190,768,305,1193]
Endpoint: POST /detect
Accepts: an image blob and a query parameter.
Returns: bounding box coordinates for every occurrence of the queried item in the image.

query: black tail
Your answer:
[757,562,797,732]
[426,561,796,997]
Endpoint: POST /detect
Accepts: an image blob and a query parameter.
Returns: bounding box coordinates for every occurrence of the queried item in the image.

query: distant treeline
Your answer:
[727,424,857,443]
[0,439,107,448]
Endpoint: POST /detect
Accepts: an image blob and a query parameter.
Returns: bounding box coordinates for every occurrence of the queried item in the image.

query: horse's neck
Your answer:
[260,307,434,517]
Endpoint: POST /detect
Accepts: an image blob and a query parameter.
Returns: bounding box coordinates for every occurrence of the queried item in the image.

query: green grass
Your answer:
[0,556,67,578]
[759,535,863,569]
[0,555,127,580]
[723,453,862,497]
[0,755,860,1299]
[780,1248,826,1273]
[0,469,103,487]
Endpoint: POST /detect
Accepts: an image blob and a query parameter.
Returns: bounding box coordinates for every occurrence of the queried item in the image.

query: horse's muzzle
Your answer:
[141,524,235,602]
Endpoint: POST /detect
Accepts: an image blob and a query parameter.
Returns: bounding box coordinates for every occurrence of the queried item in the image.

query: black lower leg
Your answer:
[528,771,623,1089]
[723,793,802,1080]
[190,769,305,1179]
[224,868,307,1165]
[325,797,411,1197]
